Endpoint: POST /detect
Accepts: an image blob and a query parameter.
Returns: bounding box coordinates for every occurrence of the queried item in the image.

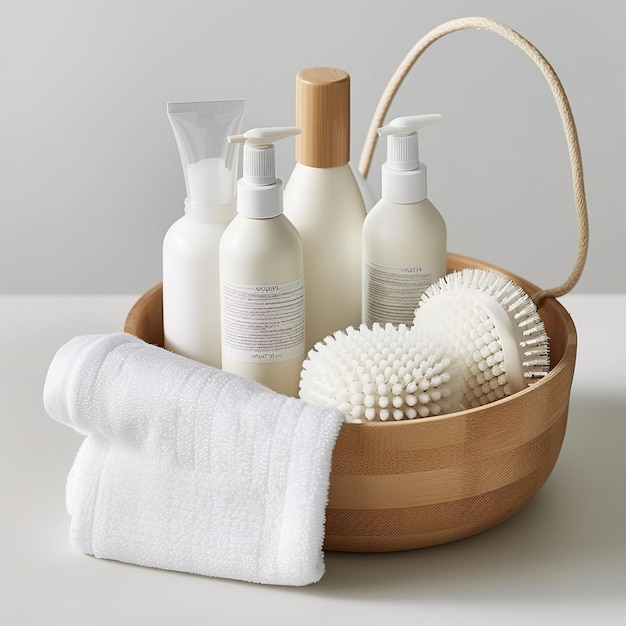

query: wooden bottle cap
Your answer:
[295,67,350,168]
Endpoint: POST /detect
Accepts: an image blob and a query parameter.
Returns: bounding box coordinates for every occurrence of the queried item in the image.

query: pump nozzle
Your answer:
[377,114,442,203]
[228,126,301,186]
[229,126,301,219]
[378,114,442,172]
[378,114,442,137]
[229,127,301,148]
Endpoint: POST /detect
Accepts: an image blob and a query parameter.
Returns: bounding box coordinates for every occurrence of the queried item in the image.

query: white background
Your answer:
[1,0,622,294]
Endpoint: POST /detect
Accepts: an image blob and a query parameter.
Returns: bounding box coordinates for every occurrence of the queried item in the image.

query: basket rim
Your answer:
[124,251,578,431]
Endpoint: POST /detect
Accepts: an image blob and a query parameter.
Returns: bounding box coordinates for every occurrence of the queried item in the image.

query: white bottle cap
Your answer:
[378,114,442,204]
[229,127,301,218]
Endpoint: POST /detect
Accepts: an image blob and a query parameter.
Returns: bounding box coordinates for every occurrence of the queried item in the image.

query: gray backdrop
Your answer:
[1,0,620,294]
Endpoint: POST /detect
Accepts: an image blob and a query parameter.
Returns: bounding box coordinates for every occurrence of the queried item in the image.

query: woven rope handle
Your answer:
[358,16,589,303]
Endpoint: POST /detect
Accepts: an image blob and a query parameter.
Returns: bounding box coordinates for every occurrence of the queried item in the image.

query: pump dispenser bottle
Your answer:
[163,99,245,367]
[220,127,304,397]
[283,67,366,351]
[363,114,447,327]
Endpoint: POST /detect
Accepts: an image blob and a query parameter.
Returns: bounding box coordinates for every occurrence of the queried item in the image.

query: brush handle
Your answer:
[359,16,589,304]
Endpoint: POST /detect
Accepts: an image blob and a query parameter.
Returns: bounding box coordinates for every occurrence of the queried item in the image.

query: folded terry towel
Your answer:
[43,332,344,586]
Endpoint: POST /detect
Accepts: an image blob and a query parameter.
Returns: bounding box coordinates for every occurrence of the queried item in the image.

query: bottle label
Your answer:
[222,275,305,362]
[363,260,440,326]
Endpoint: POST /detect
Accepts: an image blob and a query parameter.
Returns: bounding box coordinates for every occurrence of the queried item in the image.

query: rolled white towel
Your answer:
[43,332,344,586]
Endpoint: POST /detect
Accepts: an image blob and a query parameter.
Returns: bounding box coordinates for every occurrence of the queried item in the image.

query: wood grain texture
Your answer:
[295,67,350,168]
[124,253,577,552]
[123,282,163,346]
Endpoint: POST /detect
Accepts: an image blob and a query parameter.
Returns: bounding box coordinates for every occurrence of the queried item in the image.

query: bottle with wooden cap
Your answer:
[283,67,366,352]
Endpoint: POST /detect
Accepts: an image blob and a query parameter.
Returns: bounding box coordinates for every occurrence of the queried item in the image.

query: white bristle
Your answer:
[414,268,550,409]
[299,323,462,423]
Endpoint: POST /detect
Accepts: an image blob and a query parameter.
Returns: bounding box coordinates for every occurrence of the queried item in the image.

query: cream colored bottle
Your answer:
[283,67,366,352]
[363,114,447,326]
[220,127,304,397]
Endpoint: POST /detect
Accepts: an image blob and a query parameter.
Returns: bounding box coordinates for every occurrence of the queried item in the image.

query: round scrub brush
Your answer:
[414,268,550,409]
[299,322,461,423]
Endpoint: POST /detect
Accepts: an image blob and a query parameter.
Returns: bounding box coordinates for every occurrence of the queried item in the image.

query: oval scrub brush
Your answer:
[413,268,550,409]
[299,322,461,423]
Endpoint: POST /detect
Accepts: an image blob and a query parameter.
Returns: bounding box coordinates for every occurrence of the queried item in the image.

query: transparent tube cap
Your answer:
[167,99,245,209]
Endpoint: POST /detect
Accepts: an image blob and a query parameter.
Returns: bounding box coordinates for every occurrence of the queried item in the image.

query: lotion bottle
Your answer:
[362,114,446,326]
[163,99,245,367]
[283,67,366,351]
[220,127,304,397]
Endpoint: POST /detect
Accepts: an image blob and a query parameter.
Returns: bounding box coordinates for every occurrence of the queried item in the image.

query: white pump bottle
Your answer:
[362,114,447,327]
[219,127,305,397]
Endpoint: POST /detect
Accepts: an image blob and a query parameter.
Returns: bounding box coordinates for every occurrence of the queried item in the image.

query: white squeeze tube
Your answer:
[220,126,305,398]
[362,114,447,327]
[163,99,245,367]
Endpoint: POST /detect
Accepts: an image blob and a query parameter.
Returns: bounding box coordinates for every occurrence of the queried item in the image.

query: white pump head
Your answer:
[228,126,301,218]
[378,114,442,203]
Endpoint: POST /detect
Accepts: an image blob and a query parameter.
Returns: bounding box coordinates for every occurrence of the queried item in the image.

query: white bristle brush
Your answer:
[299,323,461,423]
[414,268,550,409]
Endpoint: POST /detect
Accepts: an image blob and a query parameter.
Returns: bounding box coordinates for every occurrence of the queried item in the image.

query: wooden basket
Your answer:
[125,18,587,552]
[124,253,576,552]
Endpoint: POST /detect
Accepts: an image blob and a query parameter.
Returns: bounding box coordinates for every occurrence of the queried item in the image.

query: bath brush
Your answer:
[414,268,550,408]
[299,323,461,423]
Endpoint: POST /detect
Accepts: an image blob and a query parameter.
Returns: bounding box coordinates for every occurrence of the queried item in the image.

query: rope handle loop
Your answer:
[358,16,589,304]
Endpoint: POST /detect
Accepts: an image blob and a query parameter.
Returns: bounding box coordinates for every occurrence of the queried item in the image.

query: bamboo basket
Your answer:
[125,18,587,552]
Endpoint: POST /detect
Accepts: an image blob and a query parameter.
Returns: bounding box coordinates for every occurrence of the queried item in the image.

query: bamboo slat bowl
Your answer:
[124,252,577,552]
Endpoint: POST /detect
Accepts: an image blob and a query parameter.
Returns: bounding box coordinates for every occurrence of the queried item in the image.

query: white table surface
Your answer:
[1,293,625,625]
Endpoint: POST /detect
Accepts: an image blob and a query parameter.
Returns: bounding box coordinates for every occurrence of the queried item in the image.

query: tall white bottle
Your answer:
[163,99,245,367]
[283,67,366,352]
[363,114,447,326]
[220,127,305,397]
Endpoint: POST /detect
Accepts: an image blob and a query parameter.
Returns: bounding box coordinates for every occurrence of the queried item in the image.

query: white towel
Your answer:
[43,332,344,586]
